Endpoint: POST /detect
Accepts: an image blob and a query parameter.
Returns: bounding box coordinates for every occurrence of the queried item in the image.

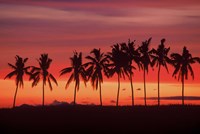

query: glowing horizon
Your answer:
[1,79,200,108]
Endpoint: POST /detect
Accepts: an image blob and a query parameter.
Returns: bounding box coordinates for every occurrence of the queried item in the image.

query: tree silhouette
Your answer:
[121,39,140,106]
[151,39,171,106]
[138,38,153,106]
[171,47,200,105]
[4,55,30,108]
[60,52,87,105]
[107,44,130,106]
[84,48,109,106]
[30,54,58,107]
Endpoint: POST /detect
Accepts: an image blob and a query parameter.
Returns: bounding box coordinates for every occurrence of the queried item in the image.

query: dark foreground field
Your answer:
[0,105,200,134]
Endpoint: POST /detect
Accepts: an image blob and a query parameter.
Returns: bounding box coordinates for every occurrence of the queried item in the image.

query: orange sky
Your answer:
[0,0,200,107]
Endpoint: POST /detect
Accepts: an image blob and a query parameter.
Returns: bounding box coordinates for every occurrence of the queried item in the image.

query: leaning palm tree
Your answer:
[30,54,58,107]
[138,38,153,106]
[85,48,109,106]
[171,47,200,105]
[106,44,129,106]
[4,55,30,108]
[60,52,87,105]
[120,39,140,106]
[151,39,171,106]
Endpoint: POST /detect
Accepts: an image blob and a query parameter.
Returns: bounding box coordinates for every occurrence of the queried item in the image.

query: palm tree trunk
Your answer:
[42,82,45,107]
[182,74,184,105]
[116,74,120,106]
[130,73,134,106]
[144,69,147,106]
[158,64,161,106]
[74,84,77,105]
[13,86,18,108]
[99,82,102,106]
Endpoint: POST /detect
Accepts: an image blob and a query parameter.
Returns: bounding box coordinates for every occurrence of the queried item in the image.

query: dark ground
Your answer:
[0,105,200,134]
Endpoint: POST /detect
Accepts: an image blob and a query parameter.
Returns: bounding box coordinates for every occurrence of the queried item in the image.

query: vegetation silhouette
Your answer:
[29,54,58,107]
[106,44,130,106]
[4,55,30,108]
[151,39,171,106]
[4,38,200,107]
[84,48,109,106]
[60,52,87,105]
[138,38,153,106]
[171,47,200,105]
[120,39,140,106]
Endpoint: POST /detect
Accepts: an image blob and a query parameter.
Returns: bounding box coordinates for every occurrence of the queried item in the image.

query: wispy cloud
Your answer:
[1,4,199,26]
[147,96,200,100]
[0,1,199,81]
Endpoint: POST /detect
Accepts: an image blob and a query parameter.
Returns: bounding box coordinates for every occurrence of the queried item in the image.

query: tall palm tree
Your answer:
[30,54,58,107]
[4,55,30,108]
[60,52,87,105]
[85,48,109,106]
[106,44,129,106]
[120,39,140,106]
[171,47,200,105]
[138,38,152,106]
[151,39,170,106]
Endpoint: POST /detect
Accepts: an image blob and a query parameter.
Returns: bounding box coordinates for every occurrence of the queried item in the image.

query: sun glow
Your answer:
[1,80,200,108]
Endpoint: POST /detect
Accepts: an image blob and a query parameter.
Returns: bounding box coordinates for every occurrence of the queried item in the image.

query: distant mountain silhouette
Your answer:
[17,104,34,108]
[50,100,70,106]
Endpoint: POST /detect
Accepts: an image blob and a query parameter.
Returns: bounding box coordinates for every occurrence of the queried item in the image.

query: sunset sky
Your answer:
[0,0,200,107]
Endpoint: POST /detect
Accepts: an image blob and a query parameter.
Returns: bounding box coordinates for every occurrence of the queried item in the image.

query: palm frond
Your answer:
[75,77,80,91]
[163,62,169,73]
[172,64,180,77]
[190,57,200,64]
[8,63,16,69]
[49,74,58,85]
[32,75,40,87]
[4,71,17,79]
[151,58,158,67]
[65,73,74,89]
[30,66,41,73]
[60,67,73,76]
[29,71,40,80]
[171,53,182,60]
[188,64,194,79]
[85,56,96,63]
[23,58,28,63]
[48,77,53,91]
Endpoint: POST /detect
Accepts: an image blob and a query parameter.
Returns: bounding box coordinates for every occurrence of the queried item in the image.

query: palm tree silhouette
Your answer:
[4,55,30,108]
[107,44,129,106]
[121,39,140,106]
[171,47,200,105]
[138,38,152,106]
[84,48,109,106]
[60,52,87,105]
[151,39,171,106]
[30,54,58,107]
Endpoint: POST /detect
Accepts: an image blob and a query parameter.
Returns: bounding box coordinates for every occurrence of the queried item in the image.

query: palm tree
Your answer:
[60,52,87,105]
[171,47,200,105]
[120,39,140,106]
[4,55,30,108]
[138,38,152,106]
[106,44,130,106]
[85,48,109,106]
[30,54,58,107]
[151,39,170,106]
